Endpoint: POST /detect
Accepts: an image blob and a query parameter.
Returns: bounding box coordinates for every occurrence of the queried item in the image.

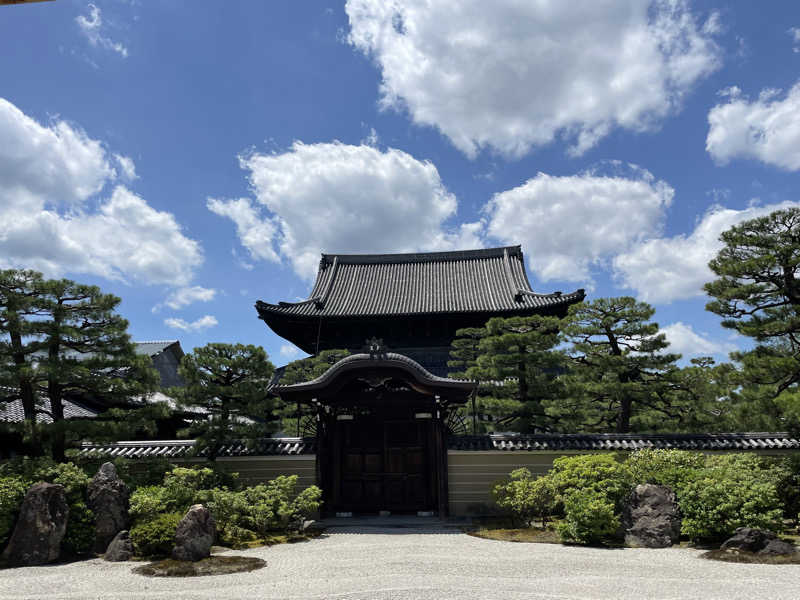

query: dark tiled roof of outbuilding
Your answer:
[134,340,181,357]
[256,246,584,318]
[447,433,800,451]
[78,432,800,459]
[78,437,315,458]
[0,398,98,423]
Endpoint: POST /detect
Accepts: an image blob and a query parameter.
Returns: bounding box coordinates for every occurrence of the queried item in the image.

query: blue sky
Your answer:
[1,0,799,366]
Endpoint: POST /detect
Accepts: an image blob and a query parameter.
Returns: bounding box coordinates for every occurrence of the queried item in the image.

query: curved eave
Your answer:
[255,289,585,320]
[273,353,476,397]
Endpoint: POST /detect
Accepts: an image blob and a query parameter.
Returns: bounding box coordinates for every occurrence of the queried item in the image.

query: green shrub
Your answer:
[776,454,800,521]
[680,454,784,542]
[492,468,556,527]
[239,476,322,534]
[196,487,257,547]
[129,485,173,523]
[62,501,95,556]
[626,449,704,495]
[130,512,182,558]
[549,454,632,512]
[557,489,620,545]
[0,476,29,550]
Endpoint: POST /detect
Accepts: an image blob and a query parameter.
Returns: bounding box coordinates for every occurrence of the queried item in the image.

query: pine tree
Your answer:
[705,207,800,429]
[171,343,277,459]
[468,315,565,433]
[561,297,680,433]
[0,270,48,454]
[0,270,160,460]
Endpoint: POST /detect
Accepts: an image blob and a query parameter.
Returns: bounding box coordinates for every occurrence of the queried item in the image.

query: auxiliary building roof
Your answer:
[78,433,800,458]
[256,246,584,318]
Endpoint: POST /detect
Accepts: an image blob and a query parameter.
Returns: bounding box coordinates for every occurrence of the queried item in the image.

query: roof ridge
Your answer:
[135,340,179,344]
[320,245,522,265]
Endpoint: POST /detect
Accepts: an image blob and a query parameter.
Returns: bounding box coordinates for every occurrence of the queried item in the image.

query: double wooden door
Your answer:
[335,417,433,513]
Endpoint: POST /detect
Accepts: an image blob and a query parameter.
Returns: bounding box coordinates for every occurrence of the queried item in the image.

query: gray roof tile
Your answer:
[78,432,800,458]
[257,246,584,318]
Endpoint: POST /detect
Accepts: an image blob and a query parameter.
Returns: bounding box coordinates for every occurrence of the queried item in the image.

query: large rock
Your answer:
[721,527,797,555]
[1,482,69,566]
[622,484,681,548]
[88,462,130,554]
[104,530,134,562]
[172,504,216,562]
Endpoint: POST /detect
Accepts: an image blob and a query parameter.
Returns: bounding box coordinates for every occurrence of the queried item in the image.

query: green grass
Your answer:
[701,549,800,565]
[468,527,561,544]
[133,555,266,577]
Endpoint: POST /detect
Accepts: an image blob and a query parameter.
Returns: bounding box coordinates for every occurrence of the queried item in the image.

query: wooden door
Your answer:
[335,417,433,513]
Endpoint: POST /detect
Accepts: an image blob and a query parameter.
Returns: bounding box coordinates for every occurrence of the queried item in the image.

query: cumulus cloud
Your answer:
[280,344,302,359]
[660,321,737,358]
[790,27,800,53]
[0,98,202,286]
[346,0,720,157]
[164,315,218,332]
[75,4,128,58]
[613,201,800,303]
[212,141,479,280]
[706,83,800,170]
[114,153,137,181]
[484,164,673,284]
[153,286,217,312]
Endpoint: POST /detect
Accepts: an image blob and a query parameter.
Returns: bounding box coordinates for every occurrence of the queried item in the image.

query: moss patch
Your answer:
[133,555,266,577]
[701,549,800,565]
[468,527,561,544]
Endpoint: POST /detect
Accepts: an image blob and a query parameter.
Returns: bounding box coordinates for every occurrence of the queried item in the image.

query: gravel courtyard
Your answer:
[1,526,799,600]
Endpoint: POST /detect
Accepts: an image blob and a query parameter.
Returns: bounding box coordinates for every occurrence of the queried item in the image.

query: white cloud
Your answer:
[660,321,737,358]
[706,83,800,170]
[0,98,113,210]
[164,315,218,332]
[213,141,479,281]
[484,164,673,284]
[790,27,800,53]
[75,4,128,58]
[114,153,137,181]
[613,201,800,303]
[0,98,202,286]
[207,198,280,263]
[154,286,217,312]
[280,344,302,359]
[346,0,720,157]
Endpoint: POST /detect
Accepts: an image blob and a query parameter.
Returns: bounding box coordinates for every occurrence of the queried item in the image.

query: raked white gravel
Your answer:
[1,526,799,600]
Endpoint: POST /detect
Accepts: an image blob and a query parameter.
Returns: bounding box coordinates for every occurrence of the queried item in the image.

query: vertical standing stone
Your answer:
[2,482,69,566]
[172,504,216,561]
[88,462,130,554]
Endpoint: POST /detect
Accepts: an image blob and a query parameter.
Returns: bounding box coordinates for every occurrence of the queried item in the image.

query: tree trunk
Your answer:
[616,396,631,433]
[9,326,42,456]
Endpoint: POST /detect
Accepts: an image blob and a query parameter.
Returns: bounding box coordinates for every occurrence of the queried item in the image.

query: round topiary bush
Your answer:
[557,489,620,545]
[130,512,182,558]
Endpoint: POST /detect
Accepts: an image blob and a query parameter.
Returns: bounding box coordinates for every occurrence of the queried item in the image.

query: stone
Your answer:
[172,504,216,562]
[88,462,130,554]
[622,484,681,548]
[1,482,69,566]
[721,527,797,555]
[759,538,798,556]
[104,530,134,562]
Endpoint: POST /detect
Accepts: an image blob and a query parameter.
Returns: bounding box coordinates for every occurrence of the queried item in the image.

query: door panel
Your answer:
[335,417,434,513]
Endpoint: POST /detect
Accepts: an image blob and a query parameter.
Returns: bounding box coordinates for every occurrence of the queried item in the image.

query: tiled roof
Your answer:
[256,246,584,319]
[79,438,315,458]
[447,433,800,451]
[135,341,180,357]
[77,432,800,459]
[0,398,98,424]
